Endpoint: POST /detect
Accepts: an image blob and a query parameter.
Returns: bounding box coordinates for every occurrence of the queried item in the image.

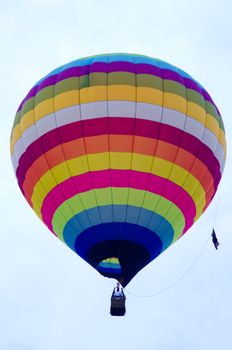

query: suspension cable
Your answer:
[125,233,211,298]
[125,193,221,298]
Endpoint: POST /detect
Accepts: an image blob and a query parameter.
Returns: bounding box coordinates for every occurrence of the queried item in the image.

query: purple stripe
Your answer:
[183,78,203,95]
[17,85,38,112]
[38,75,58,91]
[162,69,184,84]
[16,62,217,113]
[15,118,221,194]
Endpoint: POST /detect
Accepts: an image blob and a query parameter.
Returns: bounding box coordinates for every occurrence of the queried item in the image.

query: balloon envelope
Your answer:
[10,53,226,286]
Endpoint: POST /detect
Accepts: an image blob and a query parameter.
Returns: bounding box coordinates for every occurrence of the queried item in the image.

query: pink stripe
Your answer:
[41,170,196,232]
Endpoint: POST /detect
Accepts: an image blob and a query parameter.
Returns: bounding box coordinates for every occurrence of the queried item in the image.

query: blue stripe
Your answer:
[97,266,122,275]
[62,205,174,254]
[33,53,202,89]
[73,222,163,261]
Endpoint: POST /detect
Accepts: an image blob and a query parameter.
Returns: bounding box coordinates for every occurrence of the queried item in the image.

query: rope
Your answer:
[212,191,220,229]
[103,193,221,298]
[125,190,222,298]
[125,234,211,298]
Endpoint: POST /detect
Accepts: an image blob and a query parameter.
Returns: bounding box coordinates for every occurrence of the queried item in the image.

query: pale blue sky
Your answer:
[1,1,232,349]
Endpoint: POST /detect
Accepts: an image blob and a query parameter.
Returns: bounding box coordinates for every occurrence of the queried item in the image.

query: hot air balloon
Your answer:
[10,53,226,315]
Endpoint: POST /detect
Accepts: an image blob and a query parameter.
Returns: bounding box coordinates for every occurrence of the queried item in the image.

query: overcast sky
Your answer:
[1,1,232,349]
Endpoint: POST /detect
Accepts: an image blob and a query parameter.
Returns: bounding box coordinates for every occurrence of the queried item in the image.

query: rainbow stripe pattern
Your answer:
[10,53,226,286]
[97,257,122,277]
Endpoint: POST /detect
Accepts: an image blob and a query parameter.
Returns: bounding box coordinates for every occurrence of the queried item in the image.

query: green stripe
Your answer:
[51,187,185,241]
[98,258,121,269]
[13,97,35,130]
[35,86,54,105]
[12,72,224,135]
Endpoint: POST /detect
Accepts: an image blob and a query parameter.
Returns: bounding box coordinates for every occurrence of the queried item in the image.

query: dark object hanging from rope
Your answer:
[110,283,126,316]
[212,229,220,250]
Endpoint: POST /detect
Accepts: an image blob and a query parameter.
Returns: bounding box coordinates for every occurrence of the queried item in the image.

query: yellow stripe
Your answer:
[11,127,21,152]
[164,92,187,115]
[10,85,226,154]
[187,101,206,124]
[34,99,54,121]
[20,109,35,133]
[54,90,80,110]
[219,128,226,152]
[205,113,219,134]
[30,152,206,221]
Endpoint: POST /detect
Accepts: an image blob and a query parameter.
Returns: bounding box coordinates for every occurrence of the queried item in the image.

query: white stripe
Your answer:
[162,109,186,129]
[12,101,225,173]
[215,143,225,170]
[109,100,136,118]
[36,114,57,136]
[203,129,219,155]
[221,158,226,173]
[136,102,162,122]
[81,101,107,119]
[23,125,38,149]
[12,138,24,172]
[185,116,204,140]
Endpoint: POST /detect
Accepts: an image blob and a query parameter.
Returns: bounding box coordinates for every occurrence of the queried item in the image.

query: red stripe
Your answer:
[16,117,221,192]
[22,135,215,206]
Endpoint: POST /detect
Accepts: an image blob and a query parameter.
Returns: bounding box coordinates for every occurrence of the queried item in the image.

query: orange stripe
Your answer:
[85,135,109,153]
[23,135,214,203]
[45,145,68,168]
